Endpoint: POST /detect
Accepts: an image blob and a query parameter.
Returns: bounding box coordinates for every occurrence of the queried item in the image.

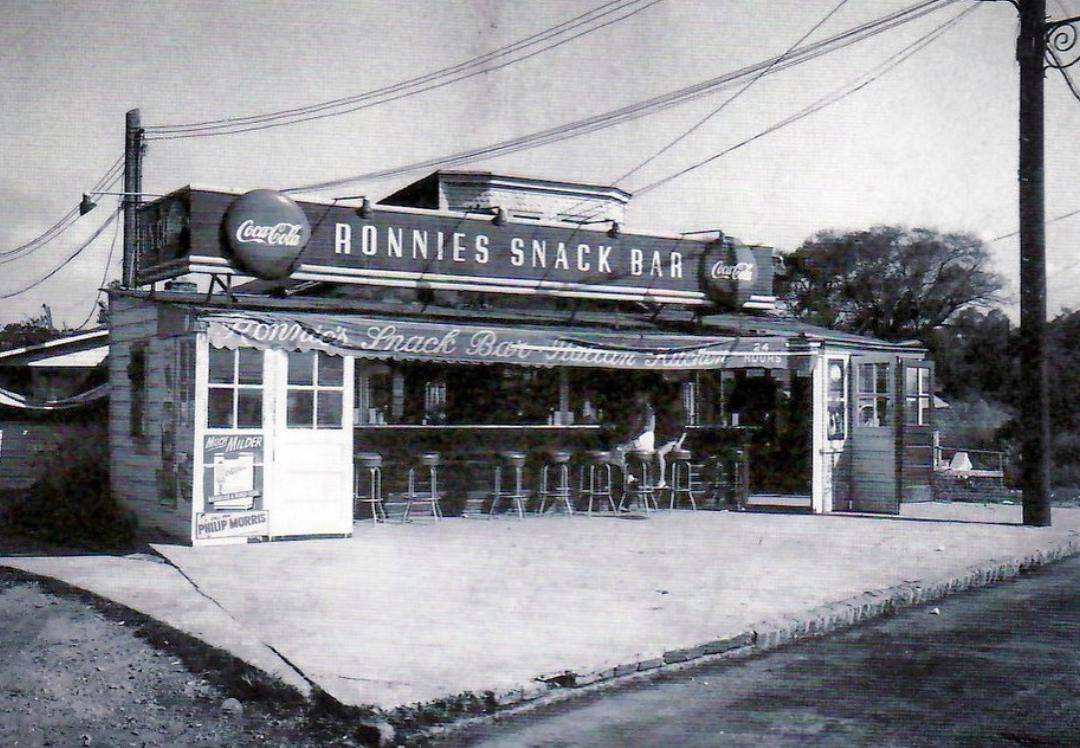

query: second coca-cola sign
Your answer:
[223,190,311,280]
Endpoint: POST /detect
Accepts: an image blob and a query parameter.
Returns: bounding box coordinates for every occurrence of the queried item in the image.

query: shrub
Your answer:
[4,423,136,549]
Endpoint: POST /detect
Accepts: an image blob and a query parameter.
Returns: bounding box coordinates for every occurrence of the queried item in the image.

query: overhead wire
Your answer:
[75,207,123,330]
[0,208,119,300]
[283,0,964,195]
[0,155,123,262]
[610,0,852,188]
[630,2,980,198]
[144,0,664,139]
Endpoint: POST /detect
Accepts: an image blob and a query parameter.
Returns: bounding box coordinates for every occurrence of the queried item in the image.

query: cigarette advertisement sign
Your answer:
[195,509,269,540]
[202,433,263,512]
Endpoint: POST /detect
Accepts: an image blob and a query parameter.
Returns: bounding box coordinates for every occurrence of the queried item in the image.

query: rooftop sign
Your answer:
[137,188,774,307]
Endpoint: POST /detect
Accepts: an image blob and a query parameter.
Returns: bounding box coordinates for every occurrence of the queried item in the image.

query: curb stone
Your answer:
[413,534,1080,743]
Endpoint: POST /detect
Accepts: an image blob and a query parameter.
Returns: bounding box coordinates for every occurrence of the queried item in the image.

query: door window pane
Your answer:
[238,348,264,384]
[288,352,315,386]
[209,347,234,384]
[287,390,314,428]
[318,353,344,386]
[208,387,234,428]
[236,389,263,428]
[317,391,343,429]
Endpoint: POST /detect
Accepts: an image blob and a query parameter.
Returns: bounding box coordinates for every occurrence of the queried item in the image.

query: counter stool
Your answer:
[579,450,617,516]
[619,449,659,513]
[537,449,574,516]
[404,452,442,522]
[667,448,698,511]
[490,451,528,519]
[354,452,385,524]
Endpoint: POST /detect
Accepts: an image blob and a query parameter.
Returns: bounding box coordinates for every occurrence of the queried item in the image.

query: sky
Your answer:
[2,0,1080,328]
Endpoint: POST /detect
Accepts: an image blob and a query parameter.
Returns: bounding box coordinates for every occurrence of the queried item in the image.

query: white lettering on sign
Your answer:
[204,434,263,452]
[324,224,686,279]
[710,261,754,282]
[228,320,349,346]
[235,220,305,247]
[335,223,351,254]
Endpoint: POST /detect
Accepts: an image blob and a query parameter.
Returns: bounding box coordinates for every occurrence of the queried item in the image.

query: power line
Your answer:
[145,0,664,139]
[611,0,852,187]
[989,206,1080,241]
[629,2,978,198]
[0,156,123,261]
[283,0,962,195]
[0,209,119,300]
[75,208,122,330]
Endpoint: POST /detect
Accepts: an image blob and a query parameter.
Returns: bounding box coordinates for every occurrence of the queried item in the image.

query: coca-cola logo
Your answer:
[224,190,311,280]
[234,220,305,247]
[710,261,754,282]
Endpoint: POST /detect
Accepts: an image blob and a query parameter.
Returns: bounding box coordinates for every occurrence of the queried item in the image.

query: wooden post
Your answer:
[122,108,143,289]
[1016,0,1052,526]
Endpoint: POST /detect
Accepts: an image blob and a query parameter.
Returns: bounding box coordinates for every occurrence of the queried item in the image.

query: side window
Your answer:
[904,366,931,426]
[857,362,890,428]
[128,343,148,437]
[826,359,847,439]
[207,346,264,429]
[286,351,344,429]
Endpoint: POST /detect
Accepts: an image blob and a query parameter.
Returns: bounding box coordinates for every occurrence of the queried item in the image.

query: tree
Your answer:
[926,307,1017,403]
[0,311,62,351]
[776,226,1005,342]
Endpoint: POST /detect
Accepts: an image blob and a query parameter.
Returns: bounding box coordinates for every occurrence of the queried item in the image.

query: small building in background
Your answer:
[0,329,109,493]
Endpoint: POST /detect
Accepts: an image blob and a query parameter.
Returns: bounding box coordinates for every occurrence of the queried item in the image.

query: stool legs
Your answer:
[491,463,527,518]
[580,462,616,516]
[619,460,658,513]
[354,465,385,525]
[538,463,574,516]
[669,461,697,511]
[404,465,441,523]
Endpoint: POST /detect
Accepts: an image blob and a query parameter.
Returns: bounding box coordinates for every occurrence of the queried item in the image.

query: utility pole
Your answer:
[121,108,143,289]
[1015,0,1052,526]
[1003,0,1080,525]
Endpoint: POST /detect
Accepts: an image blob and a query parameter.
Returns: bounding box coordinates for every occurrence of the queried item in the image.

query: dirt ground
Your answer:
[0,531,381,748]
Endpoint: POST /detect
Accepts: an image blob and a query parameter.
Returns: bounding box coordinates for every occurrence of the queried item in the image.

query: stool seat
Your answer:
[585,450,612,463]
[418,452,440,467]
[355,452,383,469]
[628,449,655,461]
[546,449,572,464]
[671,448,692,461]
[498,451,527,467]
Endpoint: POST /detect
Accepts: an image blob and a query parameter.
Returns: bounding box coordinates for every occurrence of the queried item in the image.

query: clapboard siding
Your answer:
[108,295,195,541]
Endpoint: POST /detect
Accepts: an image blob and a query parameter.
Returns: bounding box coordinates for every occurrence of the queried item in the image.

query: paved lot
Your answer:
[3,503,1079,710]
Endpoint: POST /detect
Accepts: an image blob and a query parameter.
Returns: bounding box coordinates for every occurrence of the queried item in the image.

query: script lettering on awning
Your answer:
[205,313,792,371]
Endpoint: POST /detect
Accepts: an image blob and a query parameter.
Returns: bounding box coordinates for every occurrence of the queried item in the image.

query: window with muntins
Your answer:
[207,346,263,429]
[857,362,890,428]
[904,366,931,426]
[286,351,344,429]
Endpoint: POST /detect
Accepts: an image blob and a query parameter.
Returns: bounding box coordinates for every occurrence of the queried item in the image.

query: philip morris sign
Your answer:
[137,187,774,306]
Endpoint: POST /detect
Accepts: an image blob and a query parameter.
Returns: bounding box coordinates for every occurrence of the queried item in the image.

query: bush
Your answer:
[4,423,136,549]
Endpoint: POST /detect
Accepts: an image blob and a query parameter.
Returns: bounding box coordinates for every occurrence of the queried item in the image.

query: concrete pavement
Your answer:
[2,503,1079,713]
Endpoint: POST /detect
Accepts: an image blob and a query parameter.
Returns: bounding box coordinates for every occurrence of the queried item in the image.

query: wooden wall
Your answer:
[108,295,195,541]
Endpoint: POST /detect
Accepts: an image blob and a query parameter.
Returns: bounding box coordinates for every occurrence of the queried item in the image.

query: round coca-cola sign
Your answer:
[223,190,311,280]
[700,237,756,309]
